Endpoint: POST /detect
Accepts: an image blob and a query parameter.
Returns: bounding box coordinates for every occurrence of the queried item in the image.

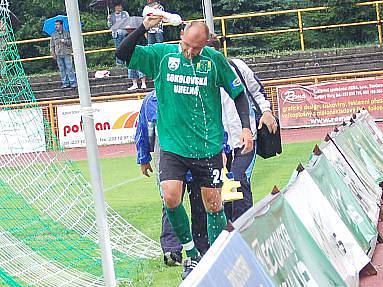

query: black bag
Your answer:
[229,60,282,159]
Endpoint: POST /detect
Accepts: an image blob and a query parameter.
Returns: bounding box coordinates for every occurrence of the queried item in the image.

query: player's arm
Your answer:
[135,98,153,177]
[234,91,253,154]
[115,15,163,65]
[115,24,146,64]
[216,54,253,154]
[238,60,277,134]
[234,91,250,130]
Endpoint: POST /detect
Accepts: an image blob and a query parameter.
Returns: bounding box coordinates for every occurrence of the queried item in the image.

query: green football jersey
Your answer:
[129,43,244,158]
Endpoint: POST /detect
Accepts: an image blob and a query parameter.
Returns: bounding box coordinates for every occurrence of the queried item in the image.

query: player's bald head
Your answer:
[181,22,210,59]
[183,21,209,40]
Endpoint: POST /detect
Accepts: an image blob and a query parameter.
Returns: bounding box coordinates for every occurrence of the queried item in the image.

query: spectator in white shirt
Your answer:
[207,36,278,221]
[142,0,164,44]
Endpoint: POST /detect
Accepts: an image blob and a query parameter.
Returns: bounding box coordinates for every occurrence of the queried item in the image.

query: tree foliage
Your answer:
[6,0,381,74]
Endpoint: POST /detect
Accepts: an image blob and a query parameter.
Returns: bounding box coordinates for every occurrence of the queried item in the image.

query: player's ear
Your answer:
[180,30,184,39]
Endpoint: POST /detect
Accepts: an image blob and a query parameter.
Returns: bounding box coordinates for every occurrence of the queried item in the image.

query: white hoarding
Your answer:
[0,108,46,155]
[57,100,143,148]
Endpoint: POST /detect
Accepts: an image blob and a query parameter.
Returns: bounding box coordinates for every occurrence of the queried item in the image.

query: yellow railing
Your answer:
[7,1,383,63]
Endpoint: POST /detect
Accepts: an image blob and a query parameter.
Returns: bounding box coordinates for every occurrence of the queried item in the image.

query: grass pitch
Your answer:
[76,140,319,286]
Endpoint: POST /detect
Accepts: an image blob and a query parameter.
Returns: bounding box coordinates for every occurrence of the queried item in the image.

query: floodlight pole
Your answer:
[64,1,117,286]
[203,0,215,33]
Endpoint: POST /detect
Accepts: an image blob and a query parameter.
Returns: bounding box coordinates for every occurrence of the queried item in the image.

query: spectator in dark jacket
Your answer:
[50,20,77,89]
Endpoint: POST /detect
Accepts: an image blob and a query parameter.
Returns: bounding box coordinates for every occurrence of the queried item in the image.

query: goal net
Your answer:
[0,1,161,285]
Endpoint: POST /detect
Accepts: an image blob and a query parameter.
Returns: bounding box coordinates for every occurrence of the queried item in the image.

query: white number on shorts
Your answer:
[212,169,223,184]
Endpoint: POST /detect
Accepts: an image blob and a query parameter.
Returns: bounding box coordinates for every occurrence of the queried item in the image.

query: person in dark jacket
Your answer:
[50,20,77,89]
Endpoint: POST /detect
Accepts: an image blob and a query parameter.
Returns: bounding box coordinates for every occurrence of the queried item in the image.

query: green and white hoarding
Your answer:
[284,171,370,287]
[307,153,377,256]
[321,140,380,225]
[235,194,347,287]
[331,126,382,203]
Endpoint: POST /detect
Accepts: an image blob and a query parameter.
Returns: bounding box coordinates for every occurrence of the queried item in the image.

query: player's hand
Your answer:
[143,15,164,30]
[140,163,153,177]
[240,128,253,154]
[51,53,56,59]
[258,111,278,134]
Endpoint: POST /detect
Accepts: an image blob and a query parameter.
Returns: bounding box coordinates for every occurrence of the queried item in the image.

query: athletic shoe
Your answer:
[181,255,201,280]
[128,84,138,91]
[163,252,182,267]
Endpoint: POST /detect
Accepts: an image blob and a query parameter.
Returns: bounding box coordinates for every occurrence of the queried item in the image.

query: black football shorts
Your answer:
[159,151,223,188]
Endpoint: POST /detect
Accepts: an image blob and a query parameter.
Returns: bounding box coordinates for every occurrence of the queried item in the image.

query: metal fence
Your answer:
[6,0,383,63]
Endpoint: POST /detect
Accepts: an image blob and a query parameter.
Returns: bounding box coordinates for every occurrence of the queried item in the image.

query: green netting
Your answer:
[0,1,161,285]
[0,269,23,287]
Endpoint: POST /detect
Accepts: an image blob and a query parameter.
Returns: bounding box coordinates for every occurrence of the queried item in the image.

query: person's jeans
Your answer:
[114,34,126,65]
[56,55,76,87]
[147,32,164,45]
[128,69,145,79]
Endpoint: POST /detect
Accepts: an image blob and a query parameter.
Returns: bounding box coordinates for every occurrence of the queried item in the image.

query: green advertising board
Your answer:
[332,125,382,203]
[307,154,377,255]
[236,194,346,287]
[321,140,380,225]
[285,171,370,287]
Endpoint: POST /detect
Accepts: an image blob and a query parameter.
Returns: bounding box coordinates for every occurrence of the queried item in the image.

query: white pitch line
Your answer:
[104,150,126,157]
[105,176,145,192]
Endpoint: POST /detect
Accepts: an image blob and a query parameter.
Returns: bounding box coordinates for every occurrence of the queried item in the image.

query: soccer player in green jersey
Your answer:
[116,16,253,278]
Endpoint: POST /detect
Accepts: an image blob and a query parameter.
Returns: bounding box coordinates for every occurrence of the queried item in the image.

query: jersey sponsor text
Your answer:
[167,73,208,86]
